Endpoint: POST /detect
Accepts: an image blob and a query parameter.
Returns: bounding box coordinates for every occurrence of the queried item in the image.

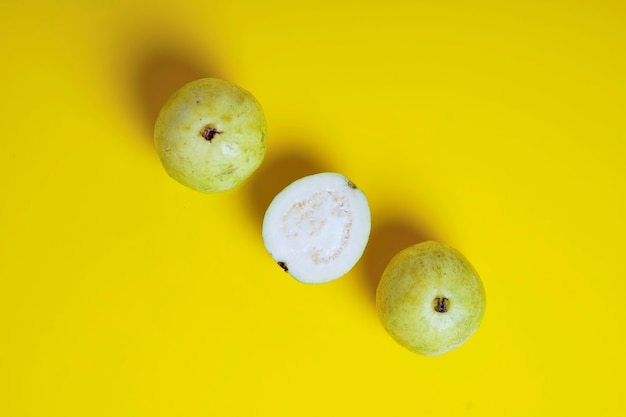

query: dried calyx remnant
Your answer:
[200,124,222,142]
[433,297,450,313]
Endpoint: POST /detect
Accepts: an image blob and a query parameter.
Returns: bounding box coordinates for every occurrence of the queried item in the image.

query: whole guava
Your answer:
[154,78,267,193]
[376,241,486,356]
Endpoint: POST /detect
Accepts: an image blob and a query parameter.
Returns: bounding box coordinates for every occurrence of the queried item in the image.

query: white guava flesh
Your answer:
[262,173,371,284]
[154,78,267,193]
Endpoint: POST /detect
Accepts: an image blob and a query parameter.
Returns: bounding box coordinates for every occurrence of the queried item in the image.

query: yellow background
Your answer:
[1,0,625,415]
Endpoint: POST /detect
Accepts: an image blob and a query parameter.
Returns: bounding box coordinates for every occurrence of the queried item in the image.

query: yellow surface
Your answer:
[1,1,625,415]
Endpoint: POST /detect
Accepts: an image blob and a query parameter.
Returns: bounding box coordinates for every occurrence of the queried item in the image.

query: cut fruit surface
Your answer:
[262,173,371,284]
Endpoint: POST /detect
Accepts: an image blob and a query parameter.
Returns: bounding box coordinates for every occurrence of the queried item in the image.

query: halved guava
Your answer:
[262,172,371,284]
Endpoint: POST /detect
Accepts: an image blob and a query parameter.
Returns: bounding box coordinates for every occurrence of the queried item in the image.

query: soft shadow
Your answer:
[242,144,331,229]
[133,48,226,148]
[359,213,442,309]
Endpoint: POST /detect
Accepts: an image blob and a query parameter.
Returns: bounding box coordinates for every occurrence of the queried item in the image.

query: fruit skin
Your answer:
[376,241,486,356]
[154,78,267,193]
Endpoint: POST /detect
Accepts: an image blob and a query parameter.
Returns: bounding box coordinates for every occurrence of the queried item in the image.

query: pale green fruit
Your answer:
[154,78,267,193]
[376,241,486,356]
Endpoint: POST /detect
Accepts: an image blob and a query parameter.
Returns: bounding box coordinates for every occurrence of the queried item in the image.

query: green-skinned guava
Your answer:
[154,78,267,193]
[376,241,486,356]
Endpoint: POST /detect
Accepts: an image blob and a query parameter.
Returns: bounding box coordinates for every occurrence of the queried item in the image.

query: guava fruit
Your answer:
[154,78,267,193]
[262,172,371,284]
[376,241,486,356]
